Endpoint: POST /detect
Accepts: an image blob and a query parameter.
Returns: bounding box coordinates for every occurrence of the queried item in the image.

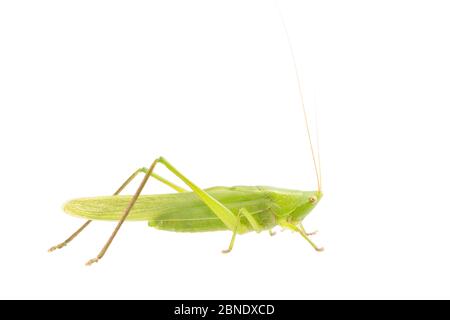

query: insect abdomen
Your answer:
[148,206,277,233]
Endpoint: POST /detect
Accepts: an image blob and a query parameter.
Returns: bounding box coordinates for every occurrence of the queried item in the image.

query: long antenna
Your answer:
[314,92,323,190]
[275,1,321,192]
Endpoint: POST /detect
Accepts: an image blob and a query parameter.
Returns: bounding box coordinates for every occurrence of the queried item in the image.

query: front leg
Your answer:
[280,221,324,252]
[299,222,318,236]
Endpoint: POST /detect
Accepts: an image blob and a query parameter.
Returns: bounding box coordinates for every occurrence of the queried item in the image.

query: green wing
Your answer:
[64,186,277,233]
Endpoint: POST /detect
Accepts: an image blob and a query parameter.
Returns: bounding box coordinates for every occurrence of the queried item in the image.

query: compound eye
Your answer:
[308,196,317,204]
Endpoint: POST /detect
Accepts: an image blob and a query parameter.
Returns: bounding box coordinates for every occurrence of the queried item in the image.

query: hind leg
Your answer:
[49,167,185,253]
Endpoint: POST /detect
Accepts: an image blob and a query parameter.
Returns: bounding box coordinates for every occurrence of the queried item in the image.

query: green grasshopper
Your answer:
[49,154,323,265]
[49,10,324,266]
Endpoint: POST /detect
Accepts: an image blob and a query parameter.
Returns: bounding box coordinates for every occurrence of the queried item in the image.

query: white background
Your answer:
[1,0,449,299]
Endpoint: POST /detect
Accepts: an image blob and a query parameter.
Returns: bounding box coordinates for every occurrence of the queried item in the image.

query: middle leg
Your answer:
[222,208,264,254]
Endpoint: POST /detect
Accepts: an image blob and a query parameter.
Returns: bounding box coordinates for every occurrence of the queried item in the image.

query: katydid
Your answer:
[49,8,324,266]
